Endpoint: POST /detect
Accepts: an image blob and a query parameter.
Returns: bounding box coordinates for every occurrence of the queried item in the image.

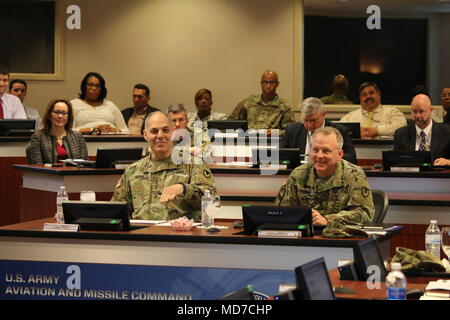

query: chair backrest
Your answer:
[371,189,389,224]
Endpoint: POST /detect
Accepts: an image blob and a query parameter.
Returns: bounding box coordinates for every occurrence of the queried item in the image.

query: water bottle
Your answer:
[425,220,441,258]
[55,186,68,224]
[385,262,407,300]
[201,190,213,228]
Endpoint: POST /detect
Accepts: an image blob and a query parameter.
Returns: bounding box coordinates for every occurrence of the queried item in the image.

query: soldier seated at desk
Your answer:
[111,111,217,221]
[275,126,374,226]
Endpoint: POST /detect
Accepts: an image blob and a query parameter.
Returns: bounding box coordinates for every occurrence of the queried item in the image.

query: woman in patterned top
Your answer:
[28,98,88,164]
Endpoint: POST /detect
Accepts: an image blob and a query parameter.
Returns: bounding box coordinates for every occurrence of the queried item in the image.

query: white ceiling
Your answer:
[304,0,450,15]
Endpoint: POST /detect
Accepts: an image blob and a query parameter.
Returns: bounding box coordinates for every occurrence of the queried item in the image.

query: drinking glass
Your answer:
[209,195,221,226]
[442,227,450,262]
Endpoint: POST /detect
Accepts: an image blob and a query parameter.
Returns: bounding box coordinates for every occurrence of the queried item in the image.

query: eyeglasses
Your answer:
[261,81,278,85]
[52,110,69,116]
[303,118,322,125]
[86,83,101,88]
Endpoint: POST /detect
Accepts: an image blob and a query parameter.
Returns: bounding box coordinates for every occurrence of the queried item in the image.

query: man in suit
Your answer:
[393,94,450,166]
[280,97,357,164]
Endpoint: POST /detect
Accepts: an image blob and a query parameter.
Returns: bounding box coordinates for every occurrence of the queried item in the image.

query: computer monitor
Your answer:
[242,205,313,236]
[0,119,36,136]
[95,147,143,168]
[382,150,432,171]
[353,238,387,281]
[332,122,361,139]
[207,120,248,132]
[252,147,301,169]
[62,200,130,231]
[219,285,255,300]
[295,257,336,300]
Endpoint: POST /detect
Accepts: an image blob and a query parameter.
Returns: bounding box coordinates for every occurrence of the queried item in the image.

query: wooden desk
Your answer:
[0,218,398,299]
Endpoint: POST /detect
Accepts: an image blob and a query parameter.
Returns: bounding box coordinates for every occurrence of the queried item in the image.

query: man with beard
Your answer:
[340,82,406,138]
[393,94,450,165]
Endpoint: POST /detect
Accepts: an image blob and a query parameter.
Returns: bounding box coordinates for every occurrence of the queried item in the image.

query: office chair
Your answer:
[25,145,32,164]
[371,190,389,224]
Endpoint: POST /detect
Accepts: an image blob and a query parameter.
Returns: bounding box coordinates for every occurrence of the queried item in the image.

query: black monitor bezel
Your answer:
[242,205,313,236]
[252,147,301,169]
[295,257,336,300]
[332,121,361,139]
[62,200,130,231]
[353,238,387,281]
[206,120,248,132]
[382,150,432,171]
[0,119,36,136]
[95,147,143,168]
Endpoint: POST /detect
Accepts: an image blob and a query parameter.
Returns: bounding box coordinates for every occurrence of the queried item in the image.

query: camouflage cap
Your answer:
[390,247,446,272]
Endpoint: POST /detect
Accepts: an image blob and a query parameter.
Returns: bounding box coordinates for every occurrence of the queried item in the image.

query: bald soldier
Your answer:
[111,111,217,221]
[275,126,374,225]
[320,74,353,105]
[393,94,450,166]
[229,70,294,135]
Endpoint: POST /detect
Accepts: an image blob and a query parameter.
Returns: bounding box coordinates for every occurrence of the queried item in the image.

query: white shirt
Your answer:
[415,121,432,151]
[0,93,27,119]
[340,104,406,136]
[71,98,129,133]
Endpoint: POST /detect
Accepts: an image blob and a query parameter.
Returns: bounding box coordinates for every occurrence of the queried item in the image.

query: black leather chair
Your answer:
[371,190,389,224]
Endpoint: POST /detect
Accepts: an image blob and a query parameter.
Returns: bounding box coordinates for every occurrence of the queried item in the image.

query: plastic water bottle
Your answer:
[201,190,213,228]
[385,262,407,300]
[425,220,441,258]
[55,186,68,224]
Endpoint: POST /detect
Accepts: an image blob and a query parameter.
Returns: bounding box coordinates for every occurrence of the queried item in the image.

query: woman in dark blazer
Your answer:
[28,98,88,164]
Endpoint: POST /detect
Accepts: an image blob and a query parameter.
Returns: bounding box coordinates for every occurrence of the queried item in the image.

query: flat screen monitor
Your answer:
[353,238,387,281]
[0,119,36,136]
[62,200,130,231]
[219,285,255,300]
[252,147,301,169]
[382,150,431,171]
[295,257,336,300]
[207,120,248,132]
[242,205,313,236]
[331,122,361,139]
[95,147,143,168]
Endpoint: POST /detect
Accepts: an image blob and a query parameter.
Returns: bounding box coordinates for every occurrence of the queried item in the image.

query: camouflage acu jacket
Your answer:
[111,156,217,221]
[275,159,374,224]
[229,94,294,132]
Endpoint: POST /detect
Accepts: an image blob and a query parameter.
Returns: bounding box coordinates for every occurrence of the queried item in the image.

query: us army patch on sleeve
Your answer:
[203,170,211,179]
[362,187,371,198]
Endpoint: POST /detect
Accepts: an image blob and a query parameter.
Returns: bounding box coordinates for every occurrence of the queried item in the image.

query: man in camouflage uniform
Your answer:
[229,70,294,135]
[275,126,374,225]
[111,111,217,221]
[168,103,213,164]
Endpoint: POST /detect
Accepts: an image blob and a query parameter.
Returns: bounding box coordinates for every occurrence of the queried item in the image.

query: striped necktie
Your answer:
[0,98,4,119]
[419,131,429,151]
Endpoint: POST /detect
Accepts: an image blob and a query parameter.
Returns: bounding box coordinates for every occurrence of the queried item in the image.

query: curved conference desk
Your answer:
[0,218,397,300]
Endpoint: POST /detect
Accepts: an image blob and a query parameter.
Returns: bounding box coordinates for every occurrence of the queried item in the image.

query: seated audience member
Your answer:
[9,79,41,130]
[71,72,129,134]
[393,94,450,166]
[111,111,217,221]
[441,87,450,125]
[229,70,294,135]
[320,74,353,105]
[121,83,159,135]
[340,82,406,138]
[0,66,27,119]
[275,126,374,226]
[187,88,227,131]
[28,99,88,164]
[168,103,212,163]
[281,97,356,164]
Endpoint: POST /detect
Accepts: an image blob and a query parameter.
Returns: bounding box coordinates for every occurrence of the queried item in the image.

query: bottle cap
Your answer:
[430,220,437,224]
[391,262,401,271]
